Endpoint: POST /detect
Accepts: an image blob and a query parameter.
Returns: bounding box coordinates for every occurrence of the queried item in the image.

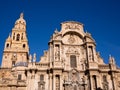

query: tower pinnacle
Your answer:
[20,13,24,18]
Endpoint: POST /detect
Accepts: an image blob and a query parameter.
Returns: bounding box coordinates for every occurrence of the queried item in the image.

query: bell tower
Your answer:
[1,13,29,68]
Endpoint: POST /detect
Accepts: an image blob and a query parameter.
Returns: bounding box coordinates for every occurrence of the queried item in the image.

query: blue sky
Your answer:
[0,0,120,66]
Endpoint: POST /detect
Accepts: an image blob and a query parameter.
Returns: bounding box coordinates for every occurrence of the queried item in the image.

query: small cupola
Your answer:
[14,13,26,30]
[15,13,26,25]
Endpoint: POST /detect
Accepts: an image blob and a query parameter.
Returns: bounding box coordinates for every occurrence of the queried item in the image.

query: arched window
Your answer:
[18,74,22,80]
[88,46,94,61]
[93,75,97,90]
[13,33,15,40]
[21,33,23,40]
[6,43,9,48]
[40,75,44,81]
[16,34,20,41]
[23,44,26,48]
[39,75,45,90]
[70,55,77,68]
[12,61,15,66]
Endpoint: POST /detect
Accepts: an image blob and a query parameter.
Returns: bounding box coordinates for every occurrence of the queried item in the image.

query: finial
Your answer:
[29,54,32,62]
[8,33,11,38]
[109,55,116,64]
[54,28,59,34]
[20,13,24,18]
[33,53,36,62]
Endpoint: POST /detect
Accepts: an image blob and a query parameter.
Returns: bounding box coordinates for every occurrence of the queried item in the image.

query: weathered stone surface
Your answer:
[0,13,120,90]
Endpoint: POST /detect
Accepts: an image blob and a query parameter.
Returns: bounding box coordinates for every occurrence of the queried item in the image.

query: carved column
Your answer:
[27,70,31,90]
[93,47,97,62]
[111,72,117,90]
[96,75,100,89]
[49,43,53,68]
[49,74,52,90]
[53,74,56,90]
[31,70,35,90]
[89,75,93,90]
[60,75,62,90]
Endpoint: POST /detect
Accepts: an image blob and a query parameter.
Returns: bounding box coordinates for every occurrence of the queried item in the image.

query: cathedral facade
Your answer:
[0,13,120,90]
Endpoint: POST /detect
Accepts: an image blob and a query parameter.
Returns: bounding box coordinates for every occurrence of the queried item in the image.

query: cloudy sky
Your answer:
[0,0,120,66]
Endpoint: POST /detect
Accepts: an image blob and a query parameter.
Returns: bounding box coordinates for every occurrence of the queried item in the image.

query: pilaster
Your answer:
[49,74,52,90]
[53,74,56,90]
[89,75,93,90]
[60,75,62,90]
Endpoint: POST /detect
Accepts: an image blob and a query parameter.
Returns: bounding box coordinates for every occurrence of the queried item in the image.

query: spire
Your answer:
[33,53,36,62]
[20,13,24,18]
[6,33,11,41]
[54,28,59,34]
[8,33,11,38]
[109,55,116,64]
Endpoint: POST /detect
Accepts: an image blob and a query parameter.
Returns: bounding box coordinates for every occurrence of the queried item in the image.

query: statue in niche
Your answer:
[61,57,65,67]
[89,47,93,62]
[71,73,77,82]
[55,46,60,61]
[102,75,108,90]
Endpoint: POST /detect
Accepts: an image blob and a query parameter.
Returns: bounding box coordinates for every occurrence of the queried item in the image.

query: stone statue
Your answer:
[55,46,60,61]
[109,55,115,64]
[33,53,36,62]
[29,54,32,62]
[89,47,93,62]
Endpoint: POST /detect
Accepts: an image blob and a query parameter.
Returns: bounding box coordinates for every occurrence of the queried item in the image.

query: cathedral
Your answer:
[0,13,120,90]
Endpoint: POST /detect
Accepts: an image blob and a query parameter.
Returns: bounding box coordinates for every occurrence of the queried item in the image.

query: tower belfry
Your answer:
[1,13,29,68]
[0,14,120,90]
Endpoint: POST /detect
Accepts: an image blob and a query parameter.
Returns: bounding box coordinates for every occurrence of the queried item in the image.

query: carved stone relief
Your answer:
[66,47,79,54]
[65,23,81,30]
[0,71,15,84]
[64,69,88,90]
[38,81,45,90]
[68,34,75,44]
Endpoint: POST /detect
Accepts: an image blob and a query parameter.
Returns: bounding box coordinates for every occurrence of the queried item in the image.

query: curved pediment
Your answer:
[61,21,85,38]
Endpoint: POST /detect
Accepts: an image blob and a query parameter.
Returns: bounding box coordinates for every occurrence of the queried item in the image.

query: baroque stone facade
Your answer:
[0,13,120,90]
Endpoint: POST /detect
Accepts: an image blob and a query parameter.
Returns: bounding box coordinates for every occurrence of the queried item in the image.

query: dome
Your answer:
[15,13,26,25]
